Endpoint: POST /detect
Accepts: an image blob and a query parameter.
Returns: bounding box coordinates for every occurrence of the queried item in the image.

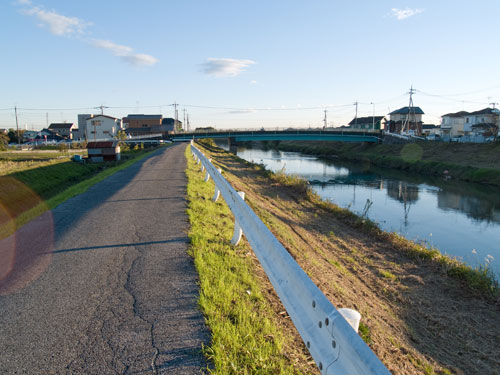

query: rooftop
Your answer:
[389,107,424,115]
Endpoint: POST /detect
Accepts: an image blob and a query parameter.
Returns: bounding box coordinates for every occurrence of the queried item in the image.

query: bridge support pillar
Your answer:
[228,137,238,154]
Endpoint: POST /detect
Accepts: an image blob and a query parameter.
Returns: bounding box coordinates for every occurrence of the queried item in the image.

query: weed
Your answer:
[378,270,397,281]
[185,147,303,374]
[358,322,372,344]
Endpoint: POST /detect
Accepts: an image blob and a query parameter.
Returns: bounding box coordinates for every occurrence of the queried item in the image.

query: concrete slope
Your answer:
[0,144,209,374]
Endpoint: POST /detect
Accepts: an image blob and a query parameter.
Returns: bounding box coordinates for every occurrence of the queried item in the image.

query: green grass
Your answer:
[0,147,162,239]
[223,145,500,300]
[185,146,305,375]
[358,322,372,344]
[378,269,397,281]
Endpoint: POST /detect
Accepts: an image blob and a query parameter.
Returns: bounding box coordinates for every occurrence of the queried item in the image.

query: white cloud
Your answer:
[23,6,90,35]
[17,2,158,67]
[201,58,256,77]
[91,39,158,66]
[390,8,424,20]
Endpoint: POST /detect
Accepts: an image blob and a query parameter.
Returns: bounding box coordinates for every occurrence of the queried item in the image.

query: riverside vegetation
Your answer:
[0,146,164,240]
[269,141,500,186]
[189,140,500,375]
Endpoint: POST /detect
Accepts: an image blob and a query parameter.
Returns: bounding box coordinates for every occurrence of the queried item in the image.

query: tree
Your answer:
[7,128,25,144]
[0,133,9,150]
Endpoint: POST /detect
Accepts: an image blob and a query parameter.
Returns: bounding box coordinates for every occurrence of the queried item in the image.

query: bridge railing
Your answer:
[190,142,390,375]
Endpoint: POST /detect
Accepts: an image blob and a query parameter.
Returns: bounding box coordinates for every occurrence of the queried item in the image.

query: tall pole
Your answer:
[371,102,375,129]
[15,106,20,144]
[183,108,186,132]
[354,101,358,128]
[173,102,178,132]
[323,109,327,129]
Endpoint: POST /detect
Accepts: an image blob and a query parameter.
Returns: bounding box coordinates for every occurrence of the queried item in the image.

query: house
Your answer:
[85,115,123,141]
[48,123,76,139]
[385,107,424,135]
[465,108,499,136]
[76,114,92,141]
[422,124,440,136]
[36,128,63,142]
[23,130,40,141]
[122,114,162,136]
[348,116,385,130]
[161,118,182,134]
[122,114,182,136]
[440,111,469,137]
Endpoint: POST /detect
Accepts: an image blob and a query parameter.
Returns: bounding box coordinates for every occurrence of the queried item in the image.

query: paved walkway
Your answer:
[0,144,209,374]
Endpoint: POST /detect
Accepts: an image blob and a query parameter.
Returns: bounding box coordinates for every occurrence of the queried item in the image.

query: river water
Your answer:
[225,145,500,277]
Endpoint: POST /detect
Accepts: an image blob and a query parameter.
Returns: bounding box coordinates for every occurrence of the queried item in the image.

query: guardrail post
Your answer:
[231,191,245,246]
[212,169,222,202]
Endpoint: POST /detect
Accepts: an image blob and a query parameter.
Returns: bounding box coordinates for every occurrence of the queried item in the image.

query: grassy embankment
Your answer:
[273,141,500,186]
[0,147,163,240]
[190,140,500,375]
[185,146,315,375]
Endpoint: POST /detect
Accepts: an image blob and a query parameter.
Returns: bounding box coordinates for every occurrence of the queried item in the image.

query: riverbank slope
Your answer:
[197,141,500,375]
[270,141,500,186]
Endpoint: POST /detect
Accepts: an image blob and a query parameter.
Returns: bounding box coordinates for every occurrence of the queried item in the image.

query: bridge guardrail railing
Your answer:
[190,142,390,375]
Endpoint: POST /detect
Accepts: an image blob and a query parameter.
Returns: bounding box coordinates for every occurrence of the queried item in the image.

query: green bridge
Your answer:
[170,129,383,143]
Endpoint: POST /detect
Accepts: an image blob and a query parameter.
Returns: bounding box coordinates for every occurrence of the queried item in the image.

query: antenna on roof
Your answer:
[489,102,498,109]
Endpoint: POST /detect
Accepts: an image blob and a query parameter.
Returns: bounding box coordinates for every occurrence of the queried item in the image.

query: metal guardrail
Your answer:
[190,143,391,375]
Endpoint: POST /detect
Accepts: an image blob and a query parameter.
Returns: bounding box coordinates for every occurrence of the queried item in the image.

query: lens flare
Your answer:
[0,176,54,295]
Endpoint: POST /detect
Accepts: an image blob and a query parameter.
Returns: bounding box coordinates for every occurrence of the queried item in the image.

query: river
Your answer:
[222,144,500,277]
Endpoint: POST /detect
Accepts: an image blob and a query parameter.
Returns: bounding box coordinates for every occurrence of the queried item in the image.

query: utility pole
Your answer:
[323,109,327,129]
[15,106,20,144]
[371,102,375,129]
[173,102,179,132]
[354,101,358,128]
[183,108,186,132]
[95,105,109,115]
[402,86,416,134]
[46,112,49,128]
[187,113,190,132]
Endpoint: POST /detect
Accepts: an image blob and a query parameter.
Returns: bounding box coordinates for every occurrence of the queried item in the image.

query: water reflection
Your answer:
[231,146,500,276]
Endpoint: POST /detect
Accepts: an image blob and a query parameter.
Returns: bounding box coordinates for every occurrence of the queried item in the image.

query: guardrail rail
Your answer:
[190,142,390,375]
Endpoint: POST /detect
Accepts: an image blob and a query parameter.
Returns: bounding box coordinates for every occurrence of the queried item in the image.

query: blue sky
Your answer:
[1,0,500,130]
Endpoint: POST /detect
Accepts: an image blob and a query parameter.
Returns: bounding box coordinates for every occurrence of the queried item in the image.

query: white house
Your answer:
[440,111,468,137]
[465,108,500,135]
[85,115,123,141]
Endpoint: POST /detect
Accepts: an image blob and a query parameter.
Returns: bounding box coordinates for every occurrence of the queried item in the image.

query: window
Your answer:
[142,124,148,127]
[91,120,101,126]
[103,131,109,134]
[466,118,469,123]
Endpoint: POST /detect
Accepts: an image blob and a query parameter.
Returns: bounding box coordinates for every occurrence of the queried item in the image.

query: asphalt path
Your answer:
[0,144,210,374]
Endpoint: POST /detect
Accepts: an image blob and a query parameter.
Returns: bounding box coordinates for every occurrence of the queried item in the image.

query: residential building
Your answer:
[465,108,500,136]
[48,123,76,139]
[23,130,40,141]
[122,114,182,136]
[440,111,469,137]
[422,124,440,136]
[85,115,123,141]
[348,116,385,130]
[77,114,92,141]
[161,118,182,134]
[385,107,424,135]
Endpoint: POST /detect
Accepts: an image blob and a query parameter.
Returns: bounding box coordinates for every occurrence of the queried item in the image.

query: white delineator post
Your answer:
[230,191,245,246]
